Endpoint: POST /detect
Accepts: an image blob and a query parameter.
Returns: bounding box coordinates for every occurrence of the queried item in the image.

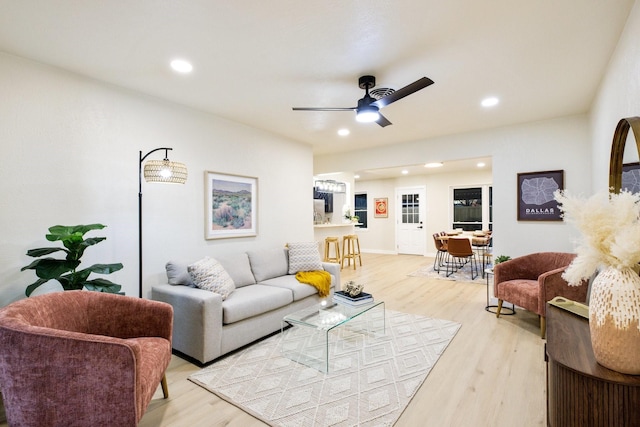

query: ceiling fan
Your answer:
[292,75,434,127]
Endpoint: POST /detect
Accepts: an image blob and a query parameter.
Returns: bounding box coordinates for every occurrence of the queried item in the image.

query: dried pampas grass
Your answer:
[554,189,640,285]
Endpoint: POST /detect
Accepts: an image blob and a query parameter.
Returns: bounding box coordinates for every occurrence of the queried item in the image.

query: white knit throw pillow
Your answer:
[188,257,235,299]
[287,242,322,274]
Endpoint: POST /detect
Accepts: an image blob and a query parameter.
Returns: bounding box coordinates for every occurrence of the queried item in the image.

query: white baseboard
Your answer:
[360,249,437,257]
[360,249,397,255]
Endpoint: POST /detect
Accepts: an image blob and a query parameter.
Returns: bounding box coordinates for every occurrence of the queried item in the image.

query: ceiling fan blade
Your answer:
[376,113,392,127]
[372,77,434,109]
[292,107,356,111]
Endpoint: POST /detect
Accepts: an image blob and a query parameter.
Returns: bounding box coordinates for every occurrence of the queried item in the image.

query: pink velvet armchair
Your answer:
[494,252,588,338]
[0,291,173,427]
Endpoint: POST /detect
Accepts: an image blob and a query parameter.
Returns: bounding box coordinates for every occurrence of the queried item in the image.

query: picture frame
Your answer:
[517,170,564,221]
[205,171,258,239]
[622,162,640,193]
[374,197,388,218]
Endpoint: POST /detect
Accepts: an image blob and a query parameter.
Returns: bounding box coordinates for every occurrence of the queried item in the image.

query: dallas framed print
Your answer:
[517,170,563,221]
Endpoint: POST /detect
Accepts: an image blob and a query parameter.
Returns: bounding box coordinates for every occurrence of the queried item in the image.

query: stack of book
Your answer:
[333,290,374,306]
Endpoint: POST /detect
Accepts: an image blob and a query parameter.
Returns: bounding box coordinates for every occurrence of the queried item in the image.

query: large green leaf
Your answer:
[25,278,50,297]
[46,224,106,240]
[82,237,107,247]
[70,237,107,260]
[56,274,85,291]
[26,247,69,257]
[83,278,122,293]
[81,263,124,275]
[68,269,92,283]
[21,258,80,279]
[60,233,84,248]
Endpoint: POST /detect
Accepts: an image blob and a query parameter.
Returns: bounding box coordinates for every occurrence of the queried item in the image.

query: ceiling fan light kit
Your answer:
[356,104,380,123]
[293,74,434,128]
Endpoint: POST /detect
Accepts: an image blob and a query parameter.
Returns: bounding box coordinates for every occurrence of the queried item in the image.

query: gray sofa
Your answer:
[151,247,340,364]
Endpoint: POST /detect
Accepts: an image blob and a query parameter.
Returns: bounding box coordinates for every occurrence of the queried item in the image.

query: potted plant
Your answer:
[494,255,511,265]
[554,189,640,374]
[21,224,123,296]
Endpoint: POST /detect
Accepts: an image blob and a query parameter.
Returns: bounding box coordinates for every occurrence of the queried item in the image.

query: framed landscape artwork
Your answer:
[374,198,388,218]
[205,171,257,239]
[517,170,564,221]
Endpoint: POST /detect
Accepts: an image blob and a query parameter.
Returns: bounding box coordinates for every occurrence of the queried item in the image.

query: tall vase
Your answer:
[589,266,640,374]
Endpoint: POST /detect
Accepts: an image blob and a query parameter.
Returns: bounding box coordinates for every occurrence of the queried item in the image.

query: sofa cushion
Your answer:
[287,241,323,274]
[221,285,293,324]
[247,248,289,282]
[165,260,195,286]
[260,275,323,301]
[188,257,235,300]
[215,253,256,288]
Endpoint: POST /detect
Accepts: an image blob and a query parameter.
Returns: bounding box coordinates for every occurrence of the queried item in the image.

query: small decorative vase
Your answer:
[589,266,640,374]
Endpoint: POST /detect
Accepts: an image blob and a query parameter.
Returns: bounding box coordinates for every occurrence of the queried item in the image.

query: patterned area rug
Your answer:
[408,261,488,283]
[189,310,460,426]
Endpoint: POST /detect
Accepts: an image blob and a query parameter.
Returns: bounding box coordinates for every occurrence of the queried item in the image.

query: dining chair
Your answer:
[432,233,449,272]
[472,234,492,277]
[446,237,479,279]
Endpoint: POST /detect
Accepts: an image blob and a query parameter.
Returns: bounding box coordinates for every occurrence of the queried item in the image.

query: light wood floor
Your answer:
[1,253,547,426]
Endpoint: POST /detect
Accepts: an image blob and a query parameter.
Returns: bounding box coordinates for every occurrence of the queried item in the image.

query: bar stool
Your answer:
[323,237,341,264]
[341,234,362,270]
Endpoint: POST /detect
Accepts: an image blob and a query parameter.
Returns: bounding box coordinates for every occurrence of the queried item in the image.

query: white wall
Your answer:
[0,53,313,304]
[316,115,592,259]
[350,179,397,253]
[354,169,491,255]
[590,1,640,192]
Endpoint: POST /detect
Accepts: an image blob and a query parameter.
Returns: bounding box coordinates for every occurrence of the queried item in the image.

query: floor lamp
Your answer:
[139,147,188,298]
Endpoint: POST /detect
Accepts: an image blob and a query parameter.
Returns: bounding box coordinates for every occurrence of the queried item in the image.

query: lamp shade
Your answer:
[143,159,188,184]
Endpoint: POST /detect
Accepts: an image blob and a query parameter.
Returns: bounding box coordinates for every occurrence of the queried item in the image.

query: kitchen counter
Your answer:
[314,223,360,254]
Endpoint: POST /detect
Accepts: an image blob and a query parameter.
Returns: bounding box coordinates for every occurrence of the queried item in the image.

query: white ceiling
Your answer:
[0,1,634,162]
[354,157,493,181]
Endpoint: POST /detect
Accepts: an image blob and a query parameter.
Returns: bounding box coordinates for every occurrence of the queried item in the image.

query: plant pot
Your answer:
[589,266,640,374]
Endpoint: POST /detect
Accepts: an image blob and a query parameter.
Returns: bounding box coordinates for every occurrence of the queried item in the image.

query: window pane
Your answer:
[401,192,420,224]
[354,193,368,228]
[453,187,482,223]
[453,222,482,231]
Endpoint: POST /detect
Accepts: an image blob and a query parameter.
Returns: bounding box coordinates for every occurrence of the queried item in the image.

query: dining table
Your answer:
[437,232,492,277]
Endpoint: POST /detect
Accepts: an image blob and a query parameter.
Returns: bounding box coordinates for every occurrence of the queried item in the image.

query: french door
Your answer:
[396,186,426,255]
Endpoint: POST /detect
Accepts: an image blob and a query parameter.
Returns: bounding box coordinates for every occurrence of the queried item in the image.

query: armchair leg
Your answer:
[540,316,546,339]
[161,374,169,399]
[496,299,503,318]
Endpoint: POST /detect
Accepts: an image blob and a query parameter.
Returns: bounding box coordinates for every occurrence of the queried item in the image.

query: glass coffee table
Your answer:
[281,299,385,373]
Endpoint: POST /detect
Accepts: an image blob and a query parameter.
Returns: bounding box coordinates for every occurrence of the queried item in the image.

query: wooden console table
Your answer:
[546,304,640,426]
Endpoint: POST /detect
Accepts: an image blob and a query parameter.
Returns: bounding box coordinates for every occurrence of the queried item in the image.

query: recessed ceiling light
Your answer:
[424,162,443,168]
[401,170,409,175]
[477,162,486,168]
[338,129,350,136]
[481,97,499,108]
[170,59,193,74]
[354,174,360,179]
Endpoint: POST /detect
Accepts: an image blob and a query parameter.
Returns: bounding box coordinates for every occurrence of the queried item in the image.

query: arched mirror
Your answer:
[609,117,640,193]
